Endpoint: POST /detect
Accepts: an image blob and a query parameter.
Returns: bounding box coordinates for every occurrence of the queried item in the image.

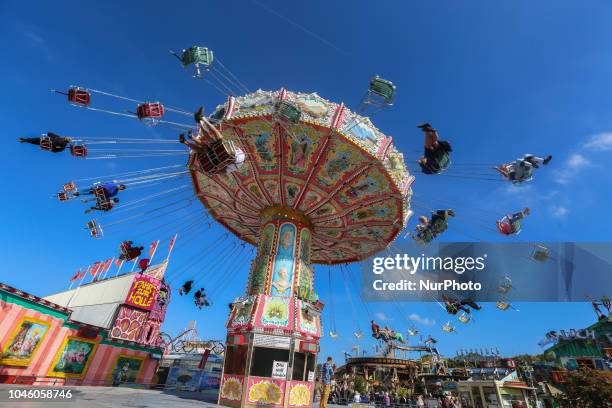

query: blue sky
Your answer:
[1,0,612,362]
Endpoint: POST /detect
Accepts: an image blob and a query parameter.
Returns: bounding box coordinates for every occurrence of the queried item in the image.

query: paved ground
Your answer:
[0,385,330,408]
[0,385,220,408]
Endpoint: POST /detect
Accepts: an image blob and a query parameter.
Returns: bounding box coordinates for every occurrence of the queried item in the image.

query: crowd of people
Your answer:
[315,356,464,408]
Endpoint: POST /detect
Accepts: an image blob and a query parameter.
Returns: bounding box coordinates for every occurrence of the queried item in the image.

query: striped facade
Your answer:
[0,283,161,386]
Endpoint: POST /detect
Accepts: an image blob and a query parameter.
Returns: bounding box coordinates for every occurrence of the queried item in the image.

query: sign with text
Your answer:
[125,274,161,311]
[272,361,288,379]
[253,334,291,349]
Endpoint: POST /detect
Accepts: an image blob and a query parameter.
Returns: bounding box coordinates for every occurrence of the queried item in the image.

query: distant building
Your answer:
[543,319,612,372]
[0,263,170,386]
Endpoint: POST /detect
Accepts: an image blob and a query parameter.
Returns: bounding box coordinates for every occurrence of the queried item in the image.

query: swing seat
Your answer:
[407,329,418,336]
[181,46,214,68]
[274,101,302,124]
[442,323,454,333]
[354,331,363,339]
[94,186,108,201]
[458,313,471,324]
[63,181,77,192]
[367,76,396,105]
[86,220,103,238]
[497,216,521,235]
[329,331,338,339]
[433,151,451,173]
[496,301,511,311]
[137,102,165,120]
[57,192,69,201]
[70,144,87,158]
[39,136,52,151]
[197,140,238,176]
[67,87,91,107]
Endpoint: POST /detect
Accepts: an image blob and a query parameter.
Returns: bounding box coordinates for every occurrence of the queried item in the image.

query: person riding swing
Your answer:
[180,107,245,175]
[416,123,452,174]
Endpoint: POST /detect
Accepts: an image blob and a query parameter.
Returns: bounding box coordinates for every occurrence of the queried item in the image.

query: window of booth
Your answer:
[292,352,316,381]
[250,347,290,378]
[224,344,248,375]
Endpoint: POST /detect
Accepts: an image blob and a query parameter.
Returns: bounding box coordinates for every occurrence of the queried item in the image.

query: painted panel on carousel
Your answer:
[316,139,364,188]
[310,203,338,218]
[287,381,314,407]
[247,376,286,406]
[248,224,275,294]
[294,93,330,120]
[111,306,148,342]
[48,336,98,379]
[0,316,50,367]
[247,128,277,172]
[235,92,275,116]
[299,229,312,264]
[384,150,410,186]
[270,223,296,297]
[220,374,244,402]
[107,354,145,384]
[287,127,321,176]
[348,200,397,223]
[257,296,293,329]
[338,169,388,205]
[347,119,382,154]
[125,274,161,311]
[297,301,320,337]
[264,179,281,203]
[284,182,301,207]
[229,298,255,329]
[298,191,322,212]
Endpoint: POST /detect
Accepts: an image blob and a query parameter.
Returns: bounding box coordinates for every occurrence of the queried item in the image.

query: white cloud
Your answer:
[566,153,589,169]
[375,312,392,322]
[408,313,436,327]
[554,153,591,184]
[584,132,612,151]
[551,205,569,218]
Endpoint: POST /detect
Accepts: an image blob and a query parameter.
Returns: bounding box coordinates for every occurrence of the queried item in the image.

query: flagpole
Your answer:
[149,240,161,265]
[68,265,90,308]
[115,260,125,277]
[166,234,178,261]
[102,258,115,279]
[130,257,139,273]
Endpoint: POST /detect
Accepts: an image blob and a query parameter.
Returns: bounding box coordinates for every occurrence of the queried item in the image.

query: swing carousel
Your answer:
[20,43,432,406]
[192,89,414,408]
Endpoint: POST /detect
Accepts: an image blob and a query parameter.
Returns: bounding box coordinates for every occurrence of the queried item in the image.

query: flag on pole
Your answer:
[79,268,88,279]
[90,261,102,276]
[114,258,123,267]
[148,241,159,257]
[167,234,177,259]
[70,270,81,283]
[102,258,112,272]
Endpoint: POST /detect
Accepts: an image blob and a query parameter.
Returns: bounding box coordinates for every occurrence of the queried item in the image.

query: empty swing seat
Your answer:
[70,144,87,158]
[39,136,52,151]
[87,220,103,238]
[137,102,165,120]
[274,101,302,124]
[368,76,396,104]
[181,46,214,67]
[67,87,91,107]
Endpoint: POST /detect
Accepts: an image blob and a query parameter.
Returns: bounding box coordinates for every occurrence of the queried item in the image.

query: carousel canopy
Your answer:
[191,89,414,264]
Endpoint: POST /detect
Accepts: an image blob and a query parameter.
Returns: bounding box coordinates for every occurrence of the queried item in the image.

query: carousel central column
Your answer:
[219,206,322,408]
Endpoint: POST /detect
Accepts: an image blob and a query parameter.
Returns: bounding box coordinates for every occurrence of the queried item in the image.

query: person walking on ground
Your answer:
[319,356,334,408]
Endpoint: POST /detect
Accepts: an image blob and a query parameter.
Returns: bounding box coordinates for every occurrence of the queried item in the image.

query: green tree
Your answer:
[554,369,612,408]
[354,375,367,394]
